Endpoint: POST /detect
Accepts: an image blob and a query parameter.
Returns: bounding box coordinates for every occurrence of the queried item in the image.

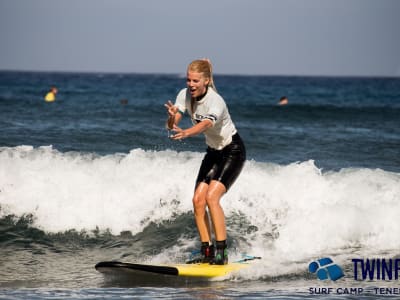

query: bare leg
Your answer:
[192,182,212,242]
[205,180,227,241]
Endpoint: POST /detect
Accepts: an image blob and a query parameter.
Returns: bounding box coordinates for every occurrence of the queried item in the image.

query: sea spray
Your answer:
[1,145,400,278]
[0,146,199,234]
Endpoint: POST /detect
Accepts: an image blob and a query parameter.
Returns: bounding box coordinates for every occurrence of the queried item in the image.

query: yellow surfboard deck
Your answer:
[174,262,249,277]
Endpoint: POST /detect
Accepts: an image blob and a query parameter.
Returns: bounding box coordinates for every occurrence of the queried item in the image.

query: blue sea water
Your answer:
[0,71,399,299]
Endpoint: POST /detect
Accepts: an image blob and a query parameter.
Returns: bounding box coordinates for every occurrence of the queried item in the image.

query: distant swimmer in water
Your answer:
[44,86,58,102]
[278,96,288,106]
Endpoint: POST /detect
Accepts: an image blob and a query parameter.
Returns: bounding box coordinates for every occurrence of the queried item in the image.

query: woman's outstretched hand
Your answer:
[170,125,187,140]
[164,100,178,117]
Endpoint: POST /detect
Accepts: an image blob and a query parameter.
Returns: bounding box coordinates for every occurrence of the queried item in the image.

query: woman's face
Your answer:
[187,71,210,98]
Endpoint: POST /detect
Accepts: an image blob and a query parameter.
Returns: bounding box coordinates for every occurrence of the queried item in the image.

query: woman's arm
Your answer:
[170,119,213,140]
[165,100,182,129]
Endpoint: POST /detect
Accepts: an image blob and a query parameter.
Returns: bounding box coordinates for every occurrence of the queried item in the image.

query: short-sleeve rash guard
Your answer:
[175,88,237,150]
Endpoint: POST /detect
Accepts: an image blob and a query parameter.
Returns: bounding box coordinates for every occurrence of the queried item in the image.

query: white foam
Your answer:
[225,161,400,277]
[1,146,400,276]
[0,146,197,233]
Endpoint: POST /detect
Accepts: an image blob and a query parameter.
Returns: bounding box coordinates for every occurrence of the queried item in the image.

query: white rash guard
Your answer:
[175,87,237,150]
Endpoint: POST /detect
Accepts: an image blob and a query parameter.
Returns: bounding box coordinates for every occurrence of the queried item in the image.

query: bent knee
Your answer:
[192,194,206,209]
[205,182,226,206]
[205,192,222,208]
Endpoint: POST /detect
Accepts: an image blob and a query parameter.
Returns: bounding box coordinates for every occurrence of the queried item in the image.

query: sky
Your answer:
[0,0,399,77]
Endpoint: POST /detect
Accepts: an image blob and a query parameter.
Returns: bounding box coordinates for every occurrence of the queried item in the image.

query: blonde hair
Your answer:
[187,59,217,91]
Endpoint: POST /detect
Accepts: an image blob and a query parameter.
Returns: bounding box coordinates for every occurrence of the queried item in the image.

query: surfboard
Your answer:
[95,256,261,279]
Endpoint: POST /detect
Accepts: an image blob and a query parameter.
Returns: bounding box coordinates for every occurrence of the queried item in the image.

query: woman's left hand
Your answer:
[170,125,188,140]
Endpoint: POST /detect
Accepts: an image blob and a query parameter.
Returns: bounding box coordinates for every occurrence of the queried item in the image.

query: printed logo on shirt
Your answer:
[193,113,217,123]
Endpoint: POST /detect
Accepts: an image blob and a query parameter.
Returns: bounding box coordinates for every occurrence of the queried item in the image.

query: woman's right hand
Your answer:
[164,100,178,117]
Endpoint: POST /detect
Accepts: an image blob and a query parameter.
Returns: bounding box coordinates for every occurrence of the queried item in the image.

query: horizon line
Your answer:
[0,68,399,79]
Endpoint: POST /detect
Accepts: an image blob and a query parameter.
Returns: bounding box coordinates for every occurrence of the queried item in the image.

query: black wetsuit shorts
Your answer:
[195,133,246,191]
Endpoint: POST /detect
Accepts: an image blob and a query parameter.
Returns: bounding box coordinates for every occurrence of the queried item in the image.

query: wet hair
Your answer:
[187,59,217,91]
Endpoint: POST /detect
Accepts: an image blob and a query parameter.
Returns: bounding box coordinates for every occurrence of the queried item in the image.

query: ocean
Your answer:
[0,71,399,299]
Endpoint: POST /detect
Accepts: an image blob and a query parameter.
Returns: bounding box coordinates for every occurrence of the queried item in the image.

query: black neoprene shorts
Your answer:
[195,133,246,191]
